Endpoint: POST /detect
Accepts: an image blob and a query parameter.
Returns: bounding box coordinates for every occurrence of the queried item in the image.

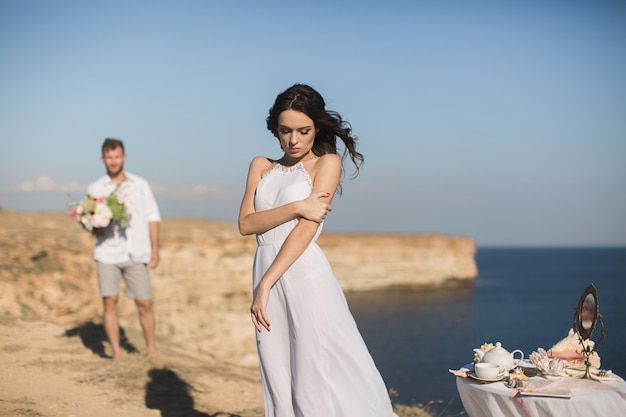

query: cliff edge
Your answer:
[0,210,477,366]
[0,210,476,416]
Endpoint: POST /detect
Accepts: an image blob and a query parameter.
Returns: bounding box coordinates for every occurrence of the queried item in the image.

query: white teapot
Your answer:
[474,342,524,371]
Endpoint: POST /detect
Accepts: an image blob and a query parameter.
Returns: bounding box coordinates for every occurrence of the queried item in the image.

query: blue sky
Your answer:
[1,0,625,246]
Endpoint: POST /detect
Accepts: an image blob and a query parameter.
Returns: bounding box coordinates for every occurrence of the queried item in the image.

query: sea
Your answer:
[346,247,626,416]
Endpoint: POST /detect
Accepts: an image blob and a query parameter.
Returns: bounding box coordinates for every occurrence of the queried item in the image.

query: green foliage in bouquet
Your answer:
[105,191,130,228]
[80,196,97,214]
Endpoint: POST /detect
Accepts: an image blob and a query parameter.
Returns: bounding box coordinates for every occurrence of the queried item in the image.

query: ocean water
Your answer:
[346,247,626,416]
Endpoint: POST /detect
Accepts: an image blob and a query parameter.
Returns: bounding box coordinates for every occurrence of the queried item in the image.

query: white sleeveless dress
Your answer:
[253,162,397,417]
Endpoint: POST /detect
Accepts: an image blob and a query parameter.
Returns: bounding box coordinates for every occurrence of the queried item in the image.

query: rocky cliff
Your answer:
[318,232,477,290]
[0,210,477,366]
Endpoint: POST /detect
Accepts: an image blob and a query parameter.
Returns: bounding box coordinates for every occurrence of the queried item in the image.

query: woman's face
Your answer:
[277,109,316,162]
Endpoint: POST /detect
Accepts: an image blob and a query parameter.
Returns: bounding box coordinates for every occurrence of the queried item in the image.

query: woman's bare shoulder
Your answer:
[315,154,342,174]
[317,153,341,166]
[248,156,277,178]
[310,153,342,184]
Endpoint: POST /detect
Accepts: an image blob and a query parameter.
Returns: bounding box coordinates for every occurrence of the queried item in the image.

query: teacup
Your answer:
[474,362,506,380]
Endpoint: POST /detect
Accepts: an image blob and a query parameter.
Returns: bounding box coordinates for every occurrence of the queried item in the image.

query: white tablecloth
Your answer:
[456,374,626,417]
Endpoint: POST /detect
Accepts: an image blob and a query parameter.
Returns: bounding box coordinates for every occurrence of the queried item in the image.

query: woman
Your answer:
[239,84,397,417]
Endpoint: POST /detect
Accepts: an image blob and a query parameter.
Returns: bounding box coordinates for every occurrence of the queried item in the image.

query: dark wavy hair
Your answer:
[266,84,364,192]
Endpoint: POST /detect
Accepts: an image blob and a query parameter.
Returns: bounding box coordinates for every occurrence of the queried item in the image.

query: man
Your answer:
[88,138,161,366]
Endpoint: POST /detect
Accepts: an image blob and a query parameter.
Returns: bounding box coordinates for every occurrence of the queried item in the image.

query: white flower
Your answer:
[91,203,113,228]
[81,215,93,231]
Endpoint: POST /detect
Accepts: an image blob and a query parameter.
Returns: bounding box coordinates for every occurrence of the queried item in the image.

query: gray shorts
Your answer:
[96,260,152,300]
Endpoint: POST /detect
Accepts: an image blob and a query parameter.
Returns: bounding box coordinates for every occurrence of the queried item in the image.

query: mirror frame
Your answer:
[574,283,599,341]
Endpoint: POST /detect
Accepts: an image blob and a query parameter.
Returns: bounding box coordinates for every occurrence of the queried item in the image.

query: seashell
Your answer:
[547,328,601,368]
[530,348,565,376]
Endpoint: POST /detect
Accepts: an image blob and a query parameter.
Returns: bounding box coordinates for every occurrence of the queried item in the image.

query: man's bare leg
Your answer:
[135,299,161,367]
[103,296,121,366]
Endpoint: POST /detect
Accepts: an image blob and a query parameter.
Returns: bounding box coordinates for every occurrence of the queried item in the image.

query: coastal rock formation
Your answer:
[318,232,477,291]
[0,210,477,367]
[0,210,476,416]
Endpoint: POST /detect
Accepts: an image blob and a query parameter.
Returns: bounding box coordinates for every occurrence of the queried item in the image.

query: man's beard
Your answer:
[107,164,124,177]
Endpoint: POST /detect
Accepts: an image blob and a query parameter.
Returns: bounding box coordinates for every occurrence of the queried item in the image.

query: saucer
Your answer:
[468,372,505,382]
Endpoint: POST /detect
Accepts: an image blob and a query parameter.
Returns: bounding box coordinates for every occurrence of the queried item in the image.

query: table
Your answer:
[456,369,626,417]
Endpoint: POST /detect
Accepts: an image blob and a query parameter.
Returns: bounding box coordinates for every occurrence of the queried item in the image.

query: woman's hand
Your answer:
[298,191,332,223]
[251,284,271,333]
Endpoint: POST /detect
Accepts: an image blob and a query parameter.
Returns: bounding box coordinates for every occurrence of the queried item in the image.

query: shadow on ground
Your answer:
[145,368,242,417]
[64,322,242,416]
[64,321,137,358]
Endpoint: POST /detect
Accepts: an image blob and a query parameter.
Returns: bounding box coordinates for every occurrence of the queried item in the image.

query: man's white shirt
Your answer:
[88,172,161,264]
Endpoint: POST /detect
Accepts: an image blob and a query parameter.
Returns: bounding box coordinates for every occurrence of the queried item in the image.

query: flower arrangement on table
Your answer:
[68,187,130,236]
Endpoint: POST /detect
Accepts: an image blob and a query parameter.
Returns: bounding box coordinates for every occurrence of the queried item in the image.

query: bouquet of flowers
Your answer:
[68,187,130,235]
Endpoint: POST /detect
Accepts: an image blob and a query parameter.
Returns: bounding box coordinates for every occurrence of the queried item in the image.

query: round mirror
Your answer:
[575,284,598,340]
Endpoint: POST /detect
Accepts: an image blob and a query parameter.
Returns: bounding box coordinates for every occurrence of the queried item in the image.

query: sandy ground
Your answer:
[0,316,437,417]
[0,316,265,417]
